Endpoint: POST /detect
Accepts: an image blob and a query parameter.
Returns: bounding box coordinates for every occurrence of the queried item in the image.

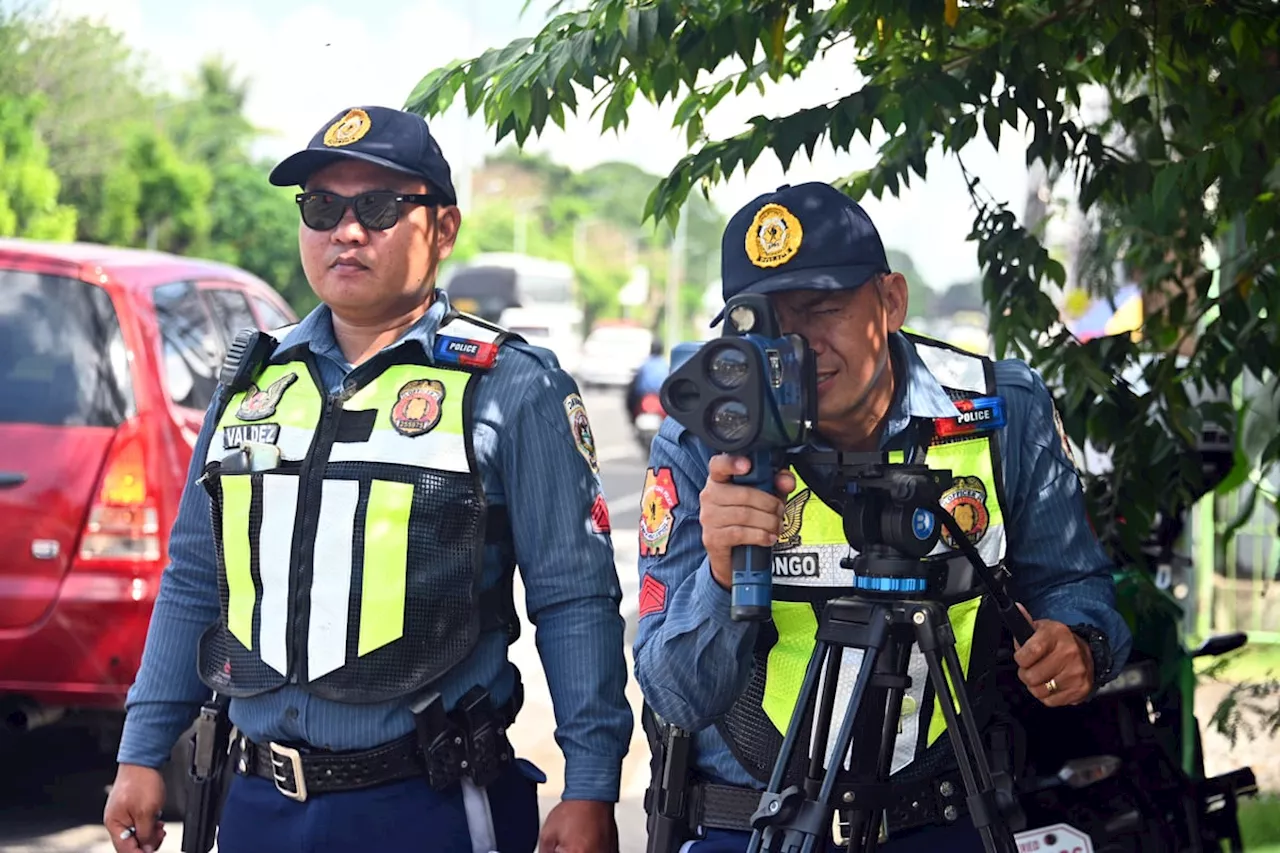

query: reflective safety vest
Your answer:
[195,312,515,704]
[717,335,1011,784]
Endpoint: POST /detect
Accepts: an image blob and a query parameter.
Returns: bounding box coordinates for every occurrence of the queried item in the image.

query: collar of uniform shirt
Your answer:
[276,290,454,373]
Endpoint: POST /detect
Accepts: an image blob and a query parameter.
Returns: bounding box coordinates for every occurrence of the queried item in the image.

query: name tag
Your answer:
[223,423,281,449]
[934,395,1006,439]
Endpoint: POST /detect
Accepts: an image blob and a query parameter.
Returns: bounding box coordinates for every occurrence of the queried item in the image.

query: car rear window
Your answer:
[0,268,132,427]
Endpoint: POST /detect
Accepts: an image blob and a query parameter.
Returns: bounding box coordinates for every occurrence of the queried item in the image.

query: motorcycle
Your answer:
[632,391,666,452]
[1002,439,1258,852]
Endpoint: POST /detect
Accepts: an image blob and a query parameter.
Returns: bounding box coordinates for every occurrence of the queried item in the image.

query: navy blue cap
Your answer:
[714,182,889,325]
[269,106,457,204]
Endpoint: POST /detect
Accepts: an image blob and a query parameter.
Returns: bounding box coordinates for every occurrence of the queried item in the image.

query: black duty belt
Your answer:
[239,731,425,801]
[235,679,523,803]
[687,769,968,838]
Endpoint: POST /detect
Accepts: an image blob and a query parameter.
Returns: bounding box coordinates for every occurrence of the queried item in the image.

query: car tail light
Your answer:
[78,421,160,564]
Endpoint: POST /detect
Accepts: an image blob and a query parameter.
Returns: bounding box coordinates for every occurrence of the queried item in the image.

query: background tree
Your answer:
[0,94,77,240]
[405,0,1280,749]
[406,0,1279,566]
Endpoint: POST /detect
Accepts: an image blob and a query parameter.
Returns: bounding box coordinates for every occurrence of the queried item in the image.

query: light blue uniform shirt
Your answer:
[118,292,633,802]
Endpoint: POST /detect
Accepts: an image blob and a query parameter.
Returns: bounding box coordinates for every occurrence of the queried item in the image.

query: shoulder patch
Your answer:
[563,393,599,472]
[639,467,680,557]
[590,493,611,534]
[639,574,668,618]
[433,334,500,370]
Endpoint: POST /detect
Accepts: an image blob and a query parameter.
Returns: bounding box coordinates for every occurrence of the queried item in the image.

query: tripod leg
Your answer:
[913,610,1015,853]
[807,648,845,798]
[842,629,913,853]
[747,639,830,853]
[798,640,884,853]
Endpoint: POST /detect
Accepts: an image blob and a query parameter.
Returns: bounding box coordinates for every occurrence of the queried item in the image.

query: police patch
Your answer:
[223,423,281,450]
[391,379,445,436]
[323,108,371,147]
[639,467,679,557]
[774,488,811,550]
[939,475,990,549]
[745,203,803,268]
[563,393,598,472]
[236,373,298,421]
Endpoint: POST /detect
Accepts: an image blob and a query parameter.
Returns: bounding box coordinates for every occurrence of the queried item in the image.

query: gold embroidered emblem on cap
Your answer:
[323,108,372,147]
[746,203,803,268]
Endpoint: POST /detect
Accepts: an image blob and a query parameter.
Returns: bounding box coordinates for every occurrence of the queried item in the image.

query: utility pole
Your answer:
[663,206,688,358]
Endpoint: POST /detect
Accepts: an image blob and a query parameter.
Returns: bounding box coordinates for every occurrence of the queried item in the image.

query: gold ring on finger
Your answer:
[1044,677,1058,695]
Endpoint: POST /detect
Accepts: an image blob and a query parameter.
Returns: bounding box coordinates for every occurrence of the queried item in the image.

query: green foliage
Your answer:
[0,8,309,313]
[407,0,1280,571]
[0,94,77,240]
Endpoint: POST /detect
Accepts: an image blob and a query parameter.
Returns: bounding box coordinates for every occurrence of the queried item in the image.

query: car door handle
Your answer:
[0,471,26,489]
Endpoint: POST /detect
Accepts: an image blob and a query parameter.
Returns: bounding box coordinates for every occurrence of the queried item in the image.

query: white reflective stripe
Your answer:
[327,428,469,472]
[441,316,504,343]
[804,644,929,775]
[258,474,297,676]
[308,480,359,679]
[893,648,931,773]
[808,647,865,772]
[914,343,987,393]
[771,543,853,589]
[206,425,314,465]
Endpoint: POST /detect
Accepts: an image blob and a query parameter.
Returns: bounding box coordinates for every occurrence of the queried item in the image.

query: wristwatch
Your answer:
[1069,623,1113,688]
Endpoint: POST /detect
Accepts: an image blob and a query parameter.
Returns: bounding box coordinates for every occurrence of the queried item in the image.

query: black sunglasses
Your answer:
[295,190,441,231]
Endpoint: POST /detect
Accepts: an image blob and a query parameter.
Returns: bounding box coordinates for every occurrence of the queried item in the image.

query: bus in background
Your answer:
[440,252,584,375]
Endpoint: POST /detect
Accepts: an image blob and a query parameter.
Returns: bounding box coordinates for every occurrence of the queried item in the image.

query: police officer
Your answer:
[633,182,1133,852]
[103,105,631,853]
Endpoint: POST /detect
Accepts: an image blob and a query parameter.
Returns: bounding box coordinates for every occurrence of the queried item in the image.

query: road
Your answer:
[0,385,656,853]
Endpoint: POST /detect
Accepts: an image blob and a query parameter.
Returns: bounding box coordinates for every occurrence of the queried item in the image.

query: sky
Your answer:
[45,0,1042,292]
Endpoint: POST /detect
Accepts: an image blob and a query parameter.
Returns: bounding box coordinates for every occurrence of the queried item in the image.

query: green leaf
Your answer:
[1152,164,1179,213]
[984,105,1001,149]
[1045,258,1066,287]
[1230,19,1247,56]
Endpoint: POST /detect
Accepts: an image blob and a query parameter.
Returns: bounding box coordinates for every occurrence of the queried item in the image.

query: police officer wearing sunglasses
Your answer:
[104,106,632,853]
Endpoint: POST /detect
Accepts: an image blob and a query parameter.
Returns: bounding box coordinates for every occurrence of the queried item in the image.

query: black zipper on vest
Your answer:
[290,349,403,687]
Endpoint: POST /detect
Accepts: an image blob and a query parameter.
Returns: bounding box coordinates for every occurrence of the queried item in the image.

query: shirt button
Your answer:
[286,706,299,720]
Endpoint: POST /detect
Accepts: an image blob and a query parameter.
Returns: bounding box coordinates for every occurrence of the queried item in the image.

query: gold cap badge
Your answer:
[745,203,803,268]
[323,108,372,147]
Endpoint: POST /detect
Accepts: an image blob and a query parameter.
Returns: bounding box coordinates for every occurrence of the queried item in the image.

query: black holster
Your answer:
[181,693,233,853]
[642,704,694,853]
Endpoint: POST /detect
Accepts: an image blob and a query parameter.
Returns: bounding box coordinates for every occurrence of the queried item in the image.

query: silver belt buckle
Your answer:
[269,742,308,802]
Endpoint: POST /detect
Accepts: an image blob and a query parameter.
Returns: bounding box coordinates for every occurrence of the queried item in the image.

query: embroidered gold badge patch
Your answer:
[745,203,803,268]
[323,108,372,147]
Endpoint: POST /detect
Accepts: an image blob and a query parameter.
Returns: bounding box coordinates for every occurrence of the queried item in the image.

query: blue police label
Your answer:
[912,508,935,540]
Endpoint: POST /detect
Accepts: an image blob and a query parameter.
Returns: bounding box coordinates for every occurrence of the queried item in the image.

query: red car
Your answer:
[0,239,298,756]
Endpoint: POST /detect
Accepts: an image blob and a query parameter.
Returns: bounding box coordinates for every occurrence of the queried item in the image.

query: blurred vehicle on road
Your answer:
[625,339,669,452]
[499,305,582,376]
[578,320,654,389]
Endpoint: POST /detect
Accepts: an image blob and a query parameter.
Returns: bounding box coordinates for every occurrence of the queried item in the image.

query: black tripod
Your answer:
[745,461,1035,853]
